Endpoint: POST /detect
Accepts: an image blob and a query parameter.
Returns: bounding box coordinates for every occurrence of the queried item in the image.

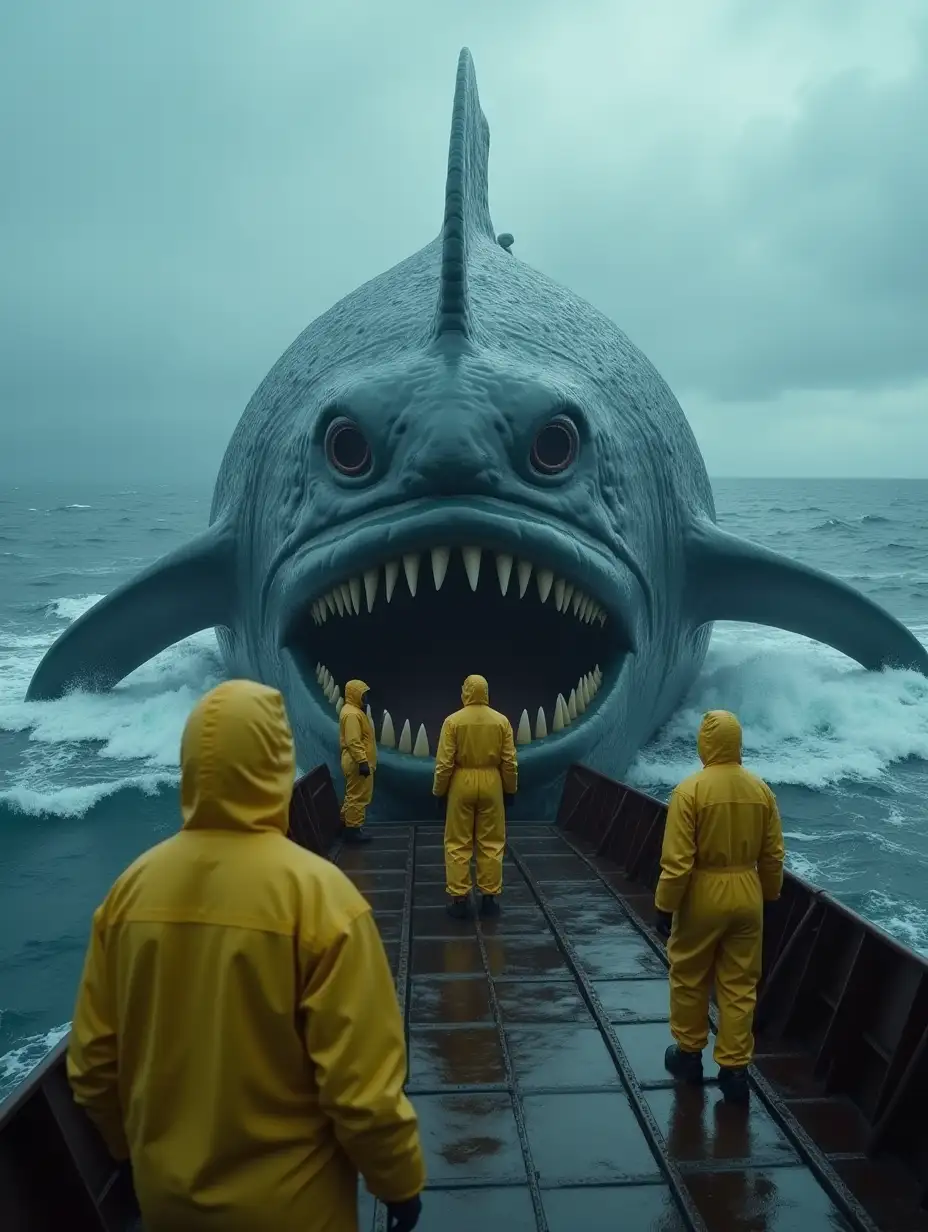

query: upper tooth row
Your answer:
[310,549,607,626]
[313,662,603,755]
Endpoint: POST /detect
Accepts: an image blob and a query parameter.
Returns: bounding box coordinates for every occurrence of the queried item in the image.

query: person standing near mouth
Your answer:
[433,674,519,920]
[340,679,377,844]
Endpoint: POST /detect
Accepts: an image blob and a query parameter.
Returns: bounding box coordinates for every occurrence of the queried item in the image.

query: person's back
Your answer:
[656,709,784,1104]
[67,679,425,1232]
[433,674,518,919]
[339,677,377,844]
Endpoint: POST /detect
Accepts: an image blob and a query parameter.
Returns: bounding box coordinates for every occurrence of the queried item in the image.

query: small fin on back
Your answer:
[684,519,928,674]
[25,519,237,701]
[433,47,496,339]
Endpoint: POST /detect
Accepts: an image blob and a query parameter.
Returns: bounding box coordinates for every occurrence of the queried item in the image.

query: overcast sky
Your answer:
[2,0,926,483]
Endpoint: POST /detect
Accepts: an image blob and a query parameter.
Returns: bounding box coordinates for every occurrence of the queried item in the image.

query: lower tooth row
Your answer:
[313,662,602,756]
[515,666,602,744]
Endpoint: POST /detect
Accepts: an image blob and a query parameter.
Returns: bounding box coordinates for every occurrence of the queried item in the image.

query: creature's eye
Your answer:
[325,417,372,477]
[530,415,579,475]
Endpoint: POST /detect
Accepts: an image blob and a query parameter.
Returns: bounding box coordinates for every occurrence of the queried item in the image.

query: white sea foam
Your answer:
[628,621,928,790]
[0,593,223,818]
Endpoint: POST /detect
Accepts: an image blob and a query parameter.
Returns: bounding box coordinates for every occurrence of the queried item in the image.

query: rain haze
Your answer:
[1,0,926,484]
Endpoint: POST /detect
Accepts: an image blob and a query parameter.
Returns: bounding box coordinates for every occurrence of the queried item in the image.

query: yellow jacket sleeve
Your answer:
[301,908,426,1203]
[66,907,130,1161]
[655,786,697,914]
[759,790,786,901]
[499,720,518,794]
[342,712,368,765]
[432,718,456,797]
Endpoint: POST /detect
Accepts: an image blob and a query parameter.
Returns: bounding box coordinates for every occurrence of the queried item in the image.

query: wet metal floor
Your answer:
[337,825,872,1232]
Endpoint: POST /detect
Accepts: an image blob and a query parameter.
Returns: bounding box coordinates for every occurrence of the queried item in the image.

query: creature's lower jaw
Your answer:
[281,541,633,779]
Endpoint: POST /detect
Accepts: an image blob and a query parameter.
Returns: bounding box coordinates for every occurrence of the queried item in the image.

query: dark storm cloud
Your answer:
[0,0,925,481]
[528,21,928,402]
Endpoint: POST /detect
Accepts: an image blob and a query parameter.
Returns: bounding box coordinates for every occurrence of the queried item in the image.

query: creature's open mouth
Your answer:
[280,525,636,760]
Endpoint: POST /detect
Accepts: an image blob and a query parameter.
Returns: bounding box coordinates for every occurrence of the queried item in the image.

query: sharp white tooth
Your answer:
[332,587,346,617]
[517,559,532,597]
[412,724,430,757]
[534,706,548,739]
[557,693,571,728]
[431,546,450,590]
[536,568,553,603]
[398,719,413,754]
[572,590,583,616]
[575,680,587,714]
[402,553,420,596]
[315,661,322,678]
[335,697,344,715]
[310,602,319,625]
[595,663,602,680]
[380,711,396,748]
[516,709,532,745]
[366,705,373,721]
[363,568,379,612]
[462,546,482,591]
[324,680,335,701]
[325,592,337,616]
[554,576,566,611]
[496,552,513,595]
[578,596,590,622]
[552,696,566,732]
[338,582,353,615]
[385,561,399,602]
[563,582,575,613]
[321,667,331,687]
[599,612,607,627]
[348,577,361,615]
[568,688,578,720]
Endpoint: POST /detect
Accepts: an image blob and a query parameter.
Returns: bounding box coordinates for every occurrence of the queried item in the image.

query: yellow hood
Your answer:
[344,678,370,709]
[461,674,489,706]
[180,679,295,834]
[697,710,743,767]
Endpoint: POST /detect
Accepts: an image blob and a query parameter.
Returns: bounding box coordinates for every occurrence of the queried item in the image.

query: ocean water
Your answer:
[1,477,927,1102]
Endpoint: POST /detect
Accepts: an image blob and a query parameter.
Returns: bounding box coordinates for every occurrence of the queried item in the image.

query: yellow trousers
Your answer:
[340,751,373,828]
[667,870,763,1069]
[443,768,505,897]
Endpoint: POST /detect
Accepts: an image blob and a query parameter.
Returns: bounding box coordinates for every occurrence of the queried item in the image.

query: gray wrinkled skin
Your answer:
[26,50,928,822]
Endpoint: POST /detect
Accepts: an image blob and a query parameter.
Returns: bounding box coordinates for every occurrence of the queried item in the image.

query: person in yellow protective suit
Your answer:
[340,678,377,844]
[432,674,518,920]
[67,679,425,1232]
[655,709,785,1106]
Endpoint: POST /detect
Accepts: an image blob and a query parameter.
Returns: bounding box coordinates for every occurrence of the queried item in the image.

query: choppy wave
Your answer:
[0,1022,70,1099]
[628,621,928,789]
[0,593,223,819]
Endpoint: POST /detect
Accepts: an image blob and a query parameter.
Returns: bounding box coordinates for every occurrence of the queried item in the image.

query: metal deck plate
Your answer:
[337,825,862,1232]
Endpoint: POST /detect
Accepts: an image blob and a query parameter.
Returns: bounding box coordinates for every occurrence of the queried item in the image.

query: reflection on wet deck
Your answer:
[338,826,860,1231]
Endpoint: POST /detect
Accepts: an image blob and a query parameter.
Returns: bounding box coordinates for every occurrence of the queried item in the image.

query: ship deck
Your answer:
[341,823,871,1232]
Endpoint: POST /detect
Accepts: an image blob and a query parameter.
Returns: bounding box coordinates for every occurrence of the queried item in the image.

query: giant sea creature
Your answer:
[27,49,928,820]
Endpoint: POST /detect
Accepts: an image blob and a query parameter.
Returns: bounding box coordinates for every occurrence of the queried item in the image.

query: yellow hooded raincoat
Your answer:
[339,678,377,828]
[655,709,785,1069]
[432,674,518,898]
[67,679,424,1232]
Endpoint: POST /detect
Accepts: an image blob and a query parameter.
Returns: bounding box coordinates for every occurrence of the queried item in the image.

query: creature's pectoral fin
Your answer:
[26,519,237,701]
[684,518,928,674]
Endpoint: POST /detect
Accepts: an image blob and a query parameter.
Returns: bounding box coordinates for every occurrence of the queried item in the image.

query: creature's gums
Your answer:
[281,540,630,759]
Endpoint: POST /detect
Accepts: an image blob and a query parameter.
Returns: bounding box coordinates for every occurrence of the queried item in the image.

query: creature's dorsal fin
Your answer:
[26,519,237,701]
[434,47,496,339]
[684,518,928,674]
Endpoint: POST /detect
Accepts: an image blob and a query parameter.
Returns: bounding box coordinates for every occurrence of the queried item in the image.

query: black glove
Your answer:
[655,909,673,940]
[358,761,370,777]
[387,1195,422,1232]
